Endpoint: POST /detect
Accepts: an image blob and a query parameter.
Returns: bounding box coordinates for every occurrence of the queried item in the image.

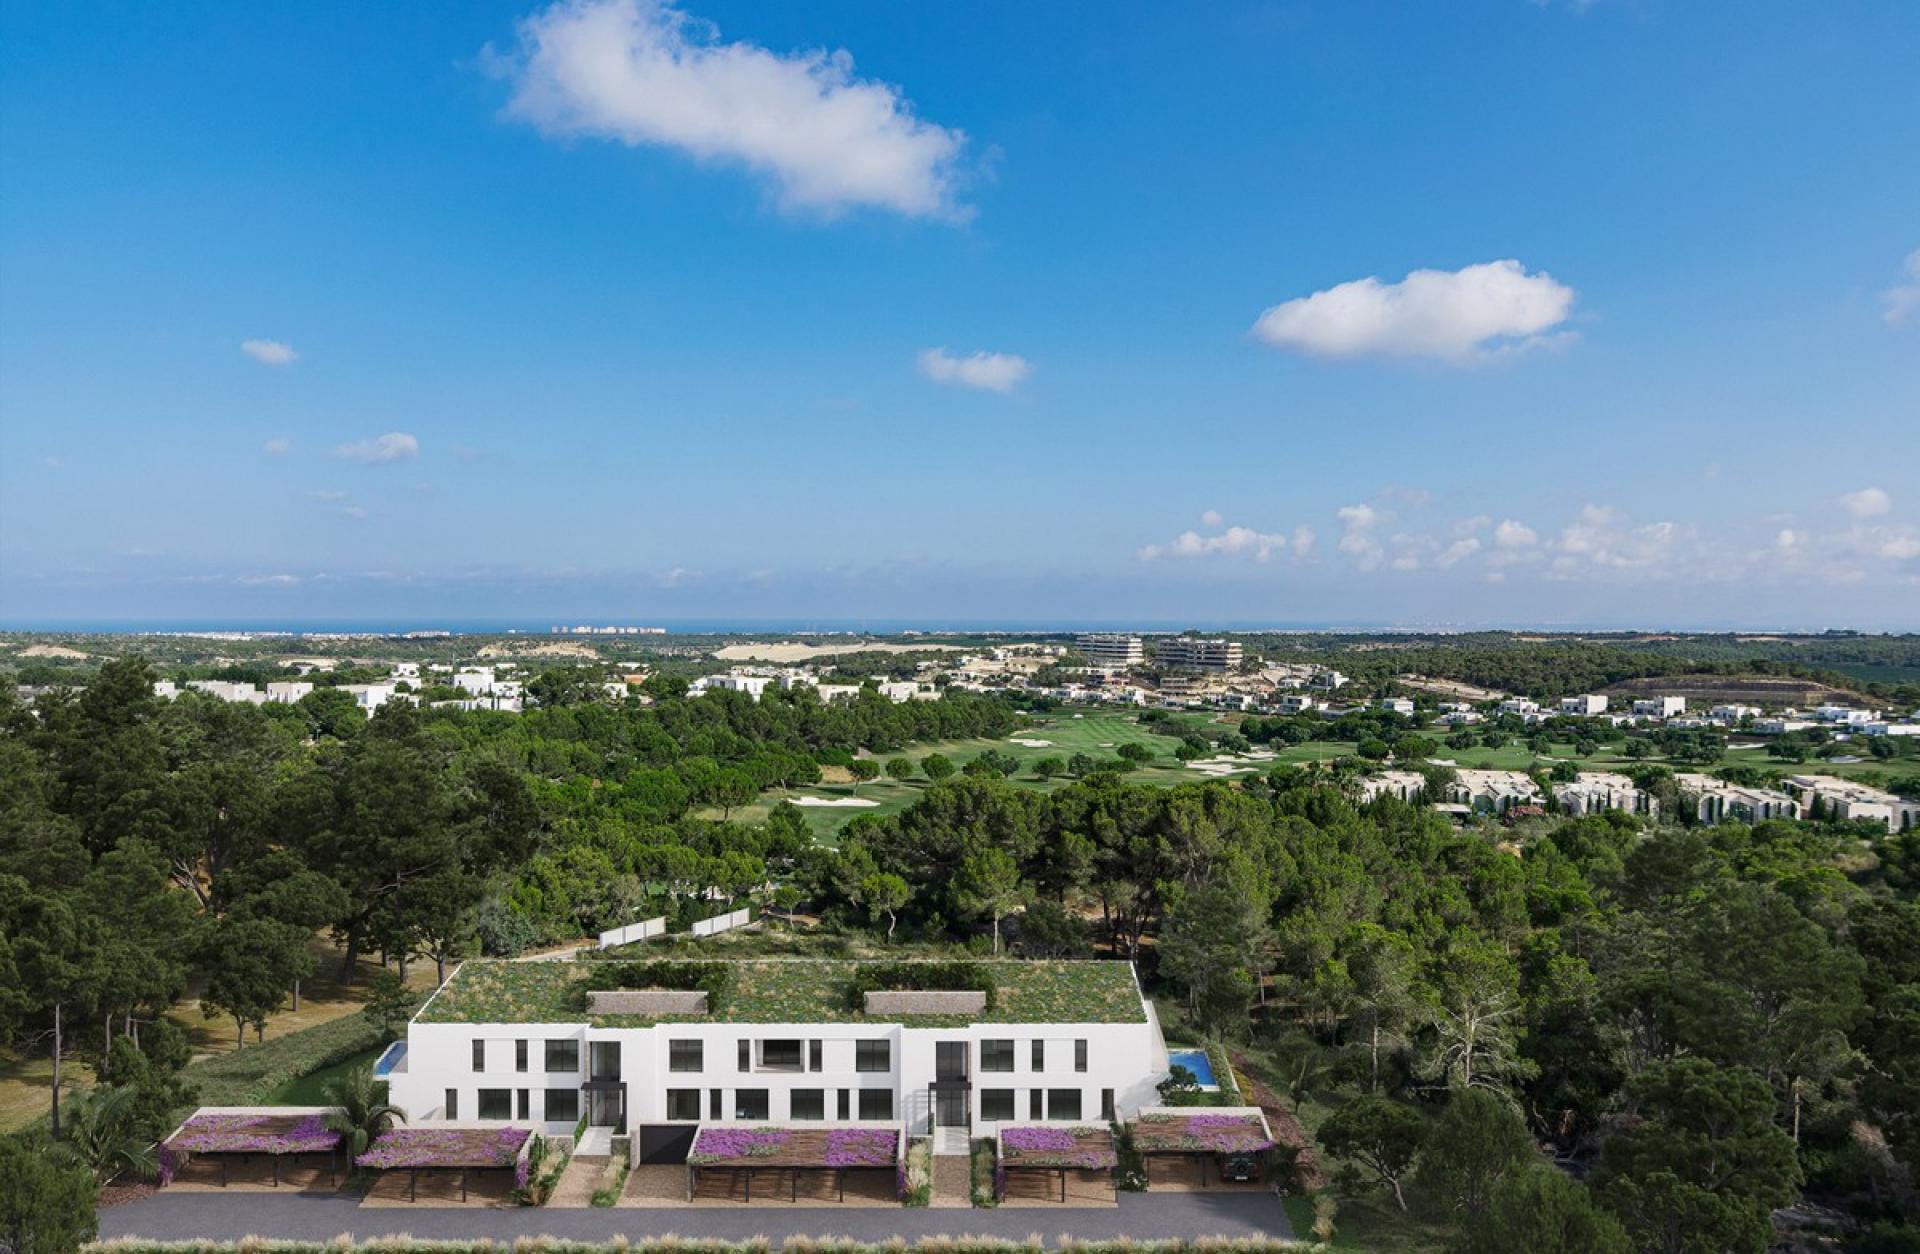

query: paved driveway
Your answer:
[99,1191,1291,1245]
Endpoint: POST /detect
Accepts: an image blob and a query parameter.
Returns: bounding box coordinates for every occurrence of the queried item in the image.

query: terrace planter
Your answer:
[862,990,987,1017]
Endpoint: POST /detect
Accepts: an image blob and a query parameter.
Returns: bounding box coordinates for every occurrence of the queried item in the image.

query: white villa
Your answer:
[1782,775,1920,832]
[1676,773,1801,823]
[384,958,1172,1167]
[1446,769,1543,815]
[1554,771,1659,817]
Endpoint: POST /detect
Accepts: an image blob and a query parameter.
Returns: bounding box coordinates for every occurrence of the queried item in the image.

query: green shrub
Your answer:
[843,961,997,1012]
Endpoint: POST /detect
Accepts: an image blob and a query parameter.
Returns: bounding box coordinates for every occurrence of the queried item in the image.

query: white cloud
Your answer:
[1139,523,1289,563]
[236,573,300,587]
[306,489,349,502]
[1883,249,1920,325]
[1201,509,1223,528]
[1437,537,1482,569]
[342,505,369,520]
[499,0,968,221]
[1839,486,1891,518]
[1251,259,1576,363]
[1493,519,1539,548]
[262,438,291,456]
[335,432,420,465]
[917,347,1031,393]
[1290,526,1317,559]
[241,339,298,366]
[1879,533,1920,561]
[1336,503,1385,570]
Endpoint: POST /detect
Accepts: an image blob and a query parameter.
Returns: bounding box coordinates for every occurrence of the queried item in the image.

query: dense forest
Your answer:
[2,653,1918,1250]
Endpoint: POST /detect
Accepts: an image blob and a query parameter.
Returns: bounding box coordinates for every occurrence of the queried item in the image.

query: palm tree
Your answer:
[324,1063,404,1158]
[57,1084,158,1184]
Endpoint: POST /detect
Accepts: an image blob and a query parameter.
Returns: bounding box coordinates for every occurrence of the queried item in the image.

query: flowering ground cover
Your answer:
[355,1126,530,1170]
[166,1112,342,1156]
[1130,1111,1274,1155]
[685,1126,900,1169]
[997,1125,1118,1170]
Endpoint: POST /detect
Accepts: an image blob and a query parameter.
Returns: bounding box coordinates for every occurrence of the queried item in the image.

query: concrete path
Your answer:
[99,1191,1293,1245]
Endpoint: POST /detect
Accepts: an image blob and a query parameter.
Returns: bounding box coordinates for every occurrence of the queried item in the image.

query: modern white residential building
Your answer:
[1153,638,1243,673]
[1446,769,1543,815]
[1815,705,1879,725]
[1074,634,1145,670]
[385,959,1170,1165]
[453,668,498,696]
[1440,710,1484,726]
[341,682,400,712]
[1374,697,1415,716]
[1710,704,1761,723]
[1309,670,1350,692]
[1554,771,1659,817]
[1498,698,1542,718]
[1559,694,1610,716]
[1274,694,1318,715]
[1781,775,1920,832]
[1357,770,1428,803]
[265,681,313,704]
[1676,774,1801,823]
[1632,696,1686,719]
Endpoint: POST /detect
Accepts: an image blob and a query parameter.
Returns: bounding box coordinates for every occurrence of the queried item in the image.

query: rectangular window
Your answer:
[669,1040,703,1073]
[838,1089,851,1120]
[591,1041,621,1080]
[936,1041,968,1079]
[667,1089,701,1121]
[981,1040,1015,1073]
[516,1040,528,1073]
[759,1040,803,1072]
[734,1089,770,1120]
[738,1040,751,1071]
[1048,1089,1082,1121]
[981,1089,1016,1122]
[790,1089,826,1120]
[1032,1040,1045,1071]
[545,1040,579,1074]
[856,1040,891,1073]
[1029,1090,1043,1120]
[1101,1088,1115,1121]
[472,1040,486,1071]
[445,1089,459,1120]
[809,1040,823,1072]
[710,1089,723,1120]
[858,1089,894,1121]
[545,1087,578,1124]
[518,1089,530,1121]
[1075,1040,1088,1073]
[477,1088,512,1120]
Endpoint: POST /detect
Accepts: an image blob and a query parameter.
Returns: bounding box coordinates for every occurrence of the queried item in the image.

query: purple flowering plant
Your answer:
[823,1128,896,1167]
[355,1126,529,1170]
[687,1127,791,1163]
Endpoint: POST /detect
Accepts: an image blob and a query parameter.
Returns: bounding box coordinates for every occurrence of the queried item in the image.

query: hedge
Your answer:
[175,1010,384,1115]
[843,961,998,1012]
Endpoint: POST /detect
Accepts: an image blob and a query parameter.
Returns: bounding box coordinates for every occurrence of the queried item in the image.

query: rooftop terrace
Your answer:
[416,958,1147,1028]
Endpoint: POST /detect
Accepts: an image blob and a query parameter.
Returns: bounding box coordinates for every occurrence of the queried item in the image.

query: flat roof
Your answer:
[417,958,1148,1028]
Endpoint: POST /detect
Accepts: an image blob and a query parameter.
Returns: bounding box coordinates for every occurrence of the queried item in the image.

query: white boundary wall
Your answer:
[598,916,667,949]
[690,908,751,938]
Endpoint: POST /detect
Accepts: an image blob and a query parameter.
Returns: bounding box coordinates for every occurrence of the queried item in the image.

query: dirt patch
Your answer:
[713,641,963,664]
[97,1180,159,1208]
[19,644,87,659]
[1599,674,1871,708]
[476,642,599,659]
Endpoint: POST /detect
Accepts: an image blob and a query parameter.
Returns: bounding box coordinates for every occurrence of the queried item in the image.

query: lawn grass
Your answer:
[265,1043,384,1105]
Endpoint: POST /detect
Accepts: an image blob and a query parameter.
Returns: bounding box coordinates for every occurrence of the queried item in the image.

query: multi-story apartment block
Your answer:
[385,959,1170,1166]
[1676,774,1801,824]
[1554,771,1659,817]
[1558,694,1610,716]
[1357,770,1428,804]
[1374,697,1415,716]
[1274,694,1318,715]
[1631,696,1685,719]
[1446,769,1543,815]
[1074,634,1145,670]
[1153,638,1244,673]
[1782,775,1920,832]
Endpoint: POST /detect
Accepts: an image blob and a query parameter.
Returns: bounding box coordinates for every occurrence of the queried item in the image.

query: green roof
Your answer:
[416,959,1147,1028]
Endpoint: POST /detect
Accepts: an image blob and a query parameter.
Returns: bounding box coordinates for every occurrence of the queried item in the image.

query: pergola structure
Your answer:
[1128,1106,1276,1188]
[355,1125,532,1202]
[994,1125,1119,1203]
[684,1125,903,1204]
[158,1107,343,1189]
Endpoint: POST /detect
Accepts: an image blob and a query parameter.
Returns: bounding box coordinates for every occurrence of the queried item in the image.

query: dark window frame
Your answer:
[669,1039,704,1073]
[856,1039,891,1073]
[981,1039,1015,1073]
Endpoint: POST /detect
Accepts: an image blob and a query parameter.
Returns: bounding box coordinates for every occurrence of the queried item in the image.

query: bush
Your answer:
[844,961,997,1011]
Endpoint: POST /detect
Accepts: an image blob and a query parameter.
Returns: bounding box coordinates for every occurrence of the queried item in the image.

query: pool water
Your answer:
[1167,1048,1218,1087]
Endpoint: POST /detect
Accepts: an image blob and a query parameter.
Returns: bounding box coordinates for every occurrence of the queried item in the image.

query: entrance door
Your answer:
[934,1086,968,1128]
[589,1086,624,1127]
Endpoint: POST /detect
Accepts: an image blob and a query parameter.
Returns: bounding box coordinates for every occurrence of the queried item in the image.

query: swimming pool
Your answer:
[1167,1047,1218,1088]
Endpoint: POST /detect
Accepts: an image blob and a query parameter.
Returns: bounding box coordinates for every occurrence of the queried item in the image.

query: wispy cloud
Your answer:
[1137,516,1291,562]
[917,347,1031,393]
[497,0,969,221]
[241,339,298,366]
[1883,249,1920,325]
[335,432,420,465]
[1252,260,1576,363]
[262,438,292,456]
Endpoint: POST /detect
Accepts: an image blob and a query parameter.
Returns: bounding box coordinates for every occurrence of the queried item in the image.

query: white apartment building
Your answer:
[1441,710,1484,726]
[1559,694,1610,716]
[1358,770,1428,803]
[1309,670,1350,692]
[453,668,498,696]
[1676,773,1800,824]
[341,682,400,712]
[1498,698,1542,718]
[1074,634,1144,670]
[385,959,1170,1166]
[1815,705,1879,725]
[264,680,313,704]
[1153,638,1243,673]
[1375,697,1415,716]
[1710,704,1761,723]
[1446,769,1544,815]
[1782,775,1920,833]
[1554,771,1659,818]
[1754,718,1816,735]
[1863,722,1920,738]
[876,681,937,703]
[1632,696,1686,719]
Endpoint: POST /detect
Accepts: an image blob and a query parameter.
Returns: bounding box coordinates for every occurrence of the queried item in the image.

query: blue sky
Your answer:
[2,0,1916,629]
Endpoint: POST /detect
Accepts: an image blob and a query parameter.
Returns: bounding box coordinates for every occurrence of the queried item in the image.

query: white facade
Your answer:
[1154,638,1243,673]
[1632,696,1686,719]
[1447,769,1543,815]
[1676,773,1801,823]
[1374,697,1415,716]
[1074,634,1144,670]
[265,681,313,704]
[1358,770,1427,803]
[1559,694,1609,716]
[1554,771,1659,817]
[387,961,1169,1148]
[1782,775,1920,832]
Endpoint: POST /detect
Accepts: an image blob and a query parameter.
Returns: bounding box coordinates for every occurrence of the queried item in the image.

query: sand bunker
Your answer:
[1008,738,1054,748]
[792,797,881,808]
